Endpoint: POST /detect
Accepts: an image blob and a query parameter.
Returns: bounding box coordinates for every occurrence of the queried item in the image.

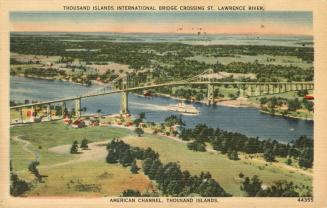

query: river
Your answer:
[10,76,313,142]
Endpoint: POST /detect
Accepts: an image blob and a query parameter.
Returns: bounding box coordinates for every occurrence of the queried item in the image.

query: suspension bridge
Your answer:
[10,69,314,123]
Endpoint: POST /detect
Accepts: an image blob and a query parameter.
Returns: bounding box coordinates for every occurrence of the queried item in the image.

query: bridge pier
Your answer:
[47,104,51,121]
[277,84,281,93]
[259,85,265,96]
[121,91,129,114]
[249,85,254,97]
[293,84,296,91]
[244,85,249,97]
[279,84,283,93]
[75,98,81,118]
[207,84,214,105]
[61,101,66,118]
[239,84,245,97]
[269,85,273,94]
[255,85,260,96]
[19,108,23,123]
[296,84,300,91]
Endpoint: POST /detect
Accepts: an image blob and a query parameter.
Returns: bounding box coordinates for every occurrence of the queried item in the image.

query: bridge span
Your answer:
[10,79,313,124]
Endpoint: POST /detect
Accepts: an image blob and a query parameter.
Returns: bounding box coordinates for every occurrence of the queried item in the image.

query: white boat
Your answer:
[167,102,199,115]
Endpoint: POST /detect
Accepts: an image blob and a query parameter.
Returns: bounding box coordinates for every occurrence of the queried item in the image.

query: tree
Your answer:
[164,115,185,127]
[303,99,314,111]
[187,141,206,152]
[139,112,146,120]
[80,138,88,149]
[130,160,139,174]
[133,118,142,127]
[288,98,301,111]
[239,172,244,178]
[70,140,79,154]
[298,147,313,168]
[134,127,144,137]
[286,158,292,165]
[297,89,308,97]
[121,189,141,197]
[28,160,42,182]
[241,175,262,197]
[120,151,134,167]
[142,158,154,175]
[263,149,275,162]
[10,172,30,196]
[106,149,118,163]
[227,149,239,160]
[259,97,268,106]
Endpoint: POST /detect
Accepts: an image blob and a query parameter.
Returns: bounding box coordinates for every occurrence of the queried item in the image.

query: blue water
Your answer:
[10,76,313,142]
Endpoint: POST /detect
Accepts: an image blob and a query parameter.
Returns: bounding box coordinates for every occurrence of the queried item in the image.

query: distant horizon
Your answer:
[10,31,313,37]
[10,11,313,36]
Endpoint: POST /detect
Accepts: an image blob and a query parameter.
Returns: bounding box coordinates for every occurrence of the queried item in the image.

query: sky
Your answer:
[10,11,313,35]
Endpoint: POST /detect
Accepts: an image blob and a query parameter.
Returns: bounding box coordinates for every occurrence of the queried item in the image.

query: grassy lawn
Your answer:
[10,121,132,171]
[10,121,312,196]
[122,134,312,196]
[11,121,131,149]
[19,160,154,197]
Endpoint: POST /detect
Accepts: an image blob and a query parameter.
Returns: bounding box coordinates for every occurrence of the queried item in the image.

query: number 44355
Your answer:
[298,197,313,202]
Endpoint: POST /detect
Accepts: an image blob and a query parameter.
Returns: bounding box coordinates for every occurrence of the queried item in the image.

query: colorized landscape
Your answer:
[10,11,313,197]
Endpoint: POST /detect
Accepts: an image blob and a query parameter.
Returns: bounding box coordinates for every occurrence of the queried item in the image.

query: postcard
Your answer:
[0,0,326,207]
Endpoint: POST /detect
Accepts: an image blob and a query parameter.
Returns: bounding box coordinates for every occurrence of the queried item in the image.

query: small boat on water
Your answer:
[167,102,199,115]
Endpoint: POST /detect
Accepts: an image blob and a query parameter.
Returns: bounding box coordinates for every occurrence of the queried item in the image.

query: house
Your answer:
[63,117,72,125]
[71,119,85,128]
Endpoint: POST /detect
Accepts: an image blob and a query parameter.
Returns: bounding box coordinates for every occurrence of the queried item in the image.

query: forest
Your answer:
[179,123,313,168]
[10,33,314,84]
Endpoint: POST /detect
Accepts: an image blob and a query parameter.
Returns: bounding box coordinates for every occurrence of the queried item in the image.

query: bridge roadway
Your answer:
[10,81,314,109]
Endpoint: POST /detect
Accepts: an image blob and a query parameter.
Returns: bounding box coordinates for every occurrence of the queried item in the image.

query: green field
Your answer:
[19,160,154,197]
[10,121,132,171]
[10,121,312,196]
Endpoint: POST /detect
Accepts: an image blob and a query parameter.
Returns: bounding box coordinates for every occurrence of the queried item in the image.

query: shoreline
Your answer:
[259,109,313,121]
[10,75,312,120]
[12,74,93,87]
[152,93,313,120]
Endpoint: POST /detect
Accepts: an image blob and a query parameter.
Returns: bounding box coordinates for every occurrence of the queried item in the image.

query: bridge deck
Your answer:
[10,81,313,109]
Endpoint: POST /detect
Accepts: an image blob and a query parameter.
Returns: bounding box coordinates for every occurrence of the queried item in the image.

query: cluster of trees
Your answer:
[180,124,313,168]
[28,160,43,182]
[120,189,160,197]
[106,138,158,171]
[164,115,185,127]
[70,139,89,154]
[10,161,30,196]
[11,160,47,196]
[260,96,314,112]
[240,174,311,197]
[173,88,205,101]
[106,139,230,196]
[23,67,63,78]
[10,171,30,196]
[212,61,313,82]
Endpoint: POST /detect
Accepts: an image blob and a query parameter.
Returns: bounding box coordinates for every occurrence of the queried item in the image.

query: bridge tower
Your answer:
[207,84,214,105]
[207,68,215,105]
[121,75,129,114]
